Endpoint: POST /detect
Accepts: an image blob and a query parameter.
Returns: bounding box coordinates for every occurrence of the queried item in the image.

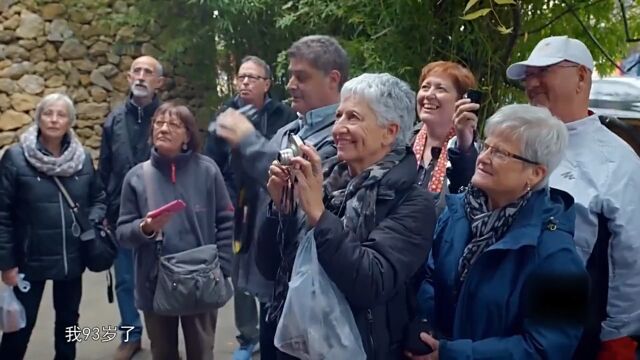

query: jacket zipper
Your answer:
[366,309,375,357]
[58,192,69,275]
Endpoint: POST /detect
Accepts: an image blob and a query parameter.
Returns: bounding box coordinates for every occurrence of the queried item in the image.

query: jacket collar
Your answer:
[301,103,338,127]
[379,146,418,197]
[126,93,161,121]
[150,147,194,181]
[445,187,575,251]
[565,113,600,135]
[36,130,71,156]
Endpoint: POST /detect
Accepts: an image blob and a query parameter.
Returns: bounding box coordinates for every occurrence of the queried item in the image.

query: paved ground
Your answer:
[15,271,258,360]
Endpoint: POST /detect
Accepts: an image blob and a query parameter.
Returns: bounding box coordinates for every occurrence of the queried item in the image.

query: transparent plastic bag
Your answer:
[0,284,26,333]
[274,231,366,360]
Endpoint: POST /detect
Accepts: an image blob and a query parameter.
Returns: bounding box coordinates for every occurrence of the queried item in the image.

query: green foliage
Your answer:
[109,0,639,122]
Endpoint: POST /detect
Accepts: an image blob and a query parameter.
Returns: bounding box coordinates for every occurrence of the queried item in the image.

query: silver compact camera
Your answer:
[277,133,305,166]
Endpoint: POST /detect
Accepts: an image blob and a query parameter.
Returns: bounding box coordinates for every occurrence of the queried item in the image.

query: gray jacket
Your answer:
[116,149,234,311]
[232,107,337,302]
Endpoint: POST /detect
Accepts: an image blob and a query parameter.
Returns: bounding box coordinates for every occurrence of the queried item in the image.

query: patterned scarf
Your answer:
[457,185,531,285]
[266,147,406,322]
[20,125,86,177]
[412,125,455,193]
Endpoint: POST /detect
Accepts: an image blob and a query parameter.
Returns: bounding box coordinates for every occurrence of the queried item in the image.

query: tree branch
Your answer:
[501,3,521,67]
[618,0,640,42]
[562,0,625,72]
[519,0,607,37]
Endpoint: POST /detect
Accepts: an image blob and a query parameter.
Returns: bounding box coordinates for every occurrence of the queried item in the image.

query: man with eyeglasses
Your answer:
[214,35,348,359]
[204,55,297,360]
[98,56,165,360]
[506,35,640,359]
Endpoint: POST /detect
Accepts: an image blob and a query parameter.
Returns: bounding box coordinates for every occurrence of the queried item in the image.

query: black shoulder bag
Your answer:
[141,161,233,316]
[52,176,118,273]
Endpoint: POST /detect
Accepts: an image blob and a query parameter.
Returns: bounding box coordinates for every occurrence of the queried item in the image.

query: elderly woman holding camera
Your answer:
[410,104,589,360]
[262,73,436,359]
[413,61,480,213]
[0,93,105,359]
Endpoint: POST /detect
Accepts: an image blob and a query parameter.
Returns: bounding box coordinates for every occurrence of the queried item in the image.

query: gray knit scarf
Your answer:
[323,146,406,241]
[20,125,86,177]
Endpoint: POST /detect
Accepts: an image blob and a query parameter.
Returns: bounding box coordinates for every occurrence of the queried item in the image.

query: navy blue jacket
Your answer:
[418,188,588,359]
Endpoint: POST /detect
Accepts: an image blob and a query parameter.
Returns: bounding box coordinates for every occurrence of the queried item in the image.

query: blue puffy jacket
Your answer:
[418,187,589,359]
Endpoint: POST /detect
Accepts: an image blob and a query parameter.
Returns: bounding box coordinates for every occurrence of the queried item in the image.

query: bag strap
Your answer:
[52,176,91,232]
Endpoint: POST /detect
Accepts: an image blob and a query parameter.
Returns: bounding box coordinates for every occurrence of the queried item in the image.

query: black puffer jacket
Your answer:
[0,144,106,280]
[258,150,435,359]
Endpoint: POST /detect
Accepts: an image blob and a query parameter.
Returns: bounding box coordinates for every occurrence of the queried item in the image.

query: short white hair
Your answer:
[35,93,76,127]
[484,104,568,190]
[340,73,415,147]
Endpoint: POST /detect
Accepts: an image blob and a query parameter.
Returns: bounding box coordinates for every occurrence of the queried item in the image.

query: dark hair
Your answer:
[240,55,272,79]
[287,35,349,88]
[151,102,201,152]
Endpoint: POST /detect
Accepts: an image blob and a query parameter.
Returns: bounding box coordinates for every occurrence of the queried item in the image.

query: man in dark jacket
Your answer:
[98,55,164,360]
[204,55,297,360]
[215,35,348,360]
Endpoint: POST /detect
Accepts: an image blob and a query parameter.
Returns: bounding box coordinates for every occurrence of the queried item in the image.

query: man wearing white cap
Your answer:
[507,35,640,359]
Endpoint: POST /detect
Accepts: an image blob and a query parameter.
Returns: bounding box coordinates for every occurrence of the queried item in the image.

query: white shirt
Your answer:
[550,114,640,340]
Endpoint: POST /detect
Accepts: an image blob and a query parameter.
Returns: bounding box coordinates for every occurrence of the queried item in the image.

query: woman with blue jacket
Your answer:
[410,104,589,359]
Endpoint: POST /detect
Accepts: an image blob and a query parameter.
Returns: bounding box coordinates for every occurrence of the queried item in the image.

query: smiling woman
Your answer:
[412,61,479,215]
[262,73,436,359]
[413,104,589,360]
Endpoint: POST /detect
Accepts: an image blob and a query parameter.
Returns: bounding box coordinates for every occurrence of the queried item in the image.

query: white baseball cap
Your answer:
[506,36,594,80]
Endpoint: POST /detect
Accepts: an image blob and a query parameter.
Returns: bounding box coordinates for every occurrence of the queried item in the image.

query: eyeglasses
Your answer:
[237,74,268,83]
[154,119,185,131]
[522,64,580,81]
[479,142,540,165]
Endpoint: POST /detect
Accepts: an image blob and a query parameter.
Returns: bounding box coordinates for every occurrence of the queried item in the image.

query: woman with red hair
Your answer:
[412,61,479,213]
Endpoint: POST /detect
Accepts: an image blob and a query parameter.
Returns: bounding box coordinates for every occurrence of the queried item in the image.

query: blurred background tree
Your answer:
[112,0,640,127]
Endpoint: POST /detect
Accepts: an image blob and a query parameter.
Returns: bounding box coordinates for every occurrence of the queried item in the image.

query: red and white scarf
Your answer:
[412,125,455,193]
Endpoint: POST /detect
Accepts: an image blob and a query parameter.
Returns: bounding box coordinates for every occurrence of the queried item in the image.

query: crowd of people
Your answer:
[0,33,638,360]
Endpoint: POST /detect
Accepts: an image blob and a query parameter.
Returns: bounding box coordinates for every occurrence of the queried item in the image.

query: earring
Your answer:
[525,182,531,192]
[182,143,188,151]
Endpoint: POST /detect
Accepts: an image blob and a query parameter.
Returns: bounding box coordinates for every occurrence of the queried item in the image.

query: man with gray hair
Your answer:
[98,55,165,360]
[204,55,297,360]
[215,35,348,359]
[505,36,640,359]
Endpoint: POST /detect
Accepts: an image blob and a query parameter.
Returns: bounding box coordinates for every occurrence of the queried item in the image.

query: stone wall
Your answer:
[0,0,205,160]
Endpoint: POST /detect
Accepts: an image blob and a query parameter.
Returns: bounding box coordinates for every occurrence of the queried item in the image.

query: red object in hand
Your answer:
[597,337,638,360]
[147,200,186,219]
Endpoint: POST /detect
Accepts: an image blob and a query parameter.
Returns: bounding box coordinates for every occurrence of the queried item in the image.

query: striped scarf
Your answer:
[458,185,531,285]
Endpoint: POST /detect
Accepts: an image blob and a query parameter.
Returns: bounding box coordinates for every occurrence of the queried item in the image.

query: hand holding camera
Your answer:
[267,137,325,226]
[453,89,482,152]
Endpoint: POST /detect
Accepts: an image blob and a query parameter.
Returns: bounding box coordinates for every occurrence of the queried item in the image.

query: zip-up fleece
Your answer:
[116,149,234,311]
[0,144,106,280]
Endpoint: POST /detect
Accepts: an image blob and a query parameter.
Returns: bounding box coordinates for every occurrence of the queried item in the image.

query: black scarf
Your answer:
[458,185,531,285]
[266,146,406,322]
